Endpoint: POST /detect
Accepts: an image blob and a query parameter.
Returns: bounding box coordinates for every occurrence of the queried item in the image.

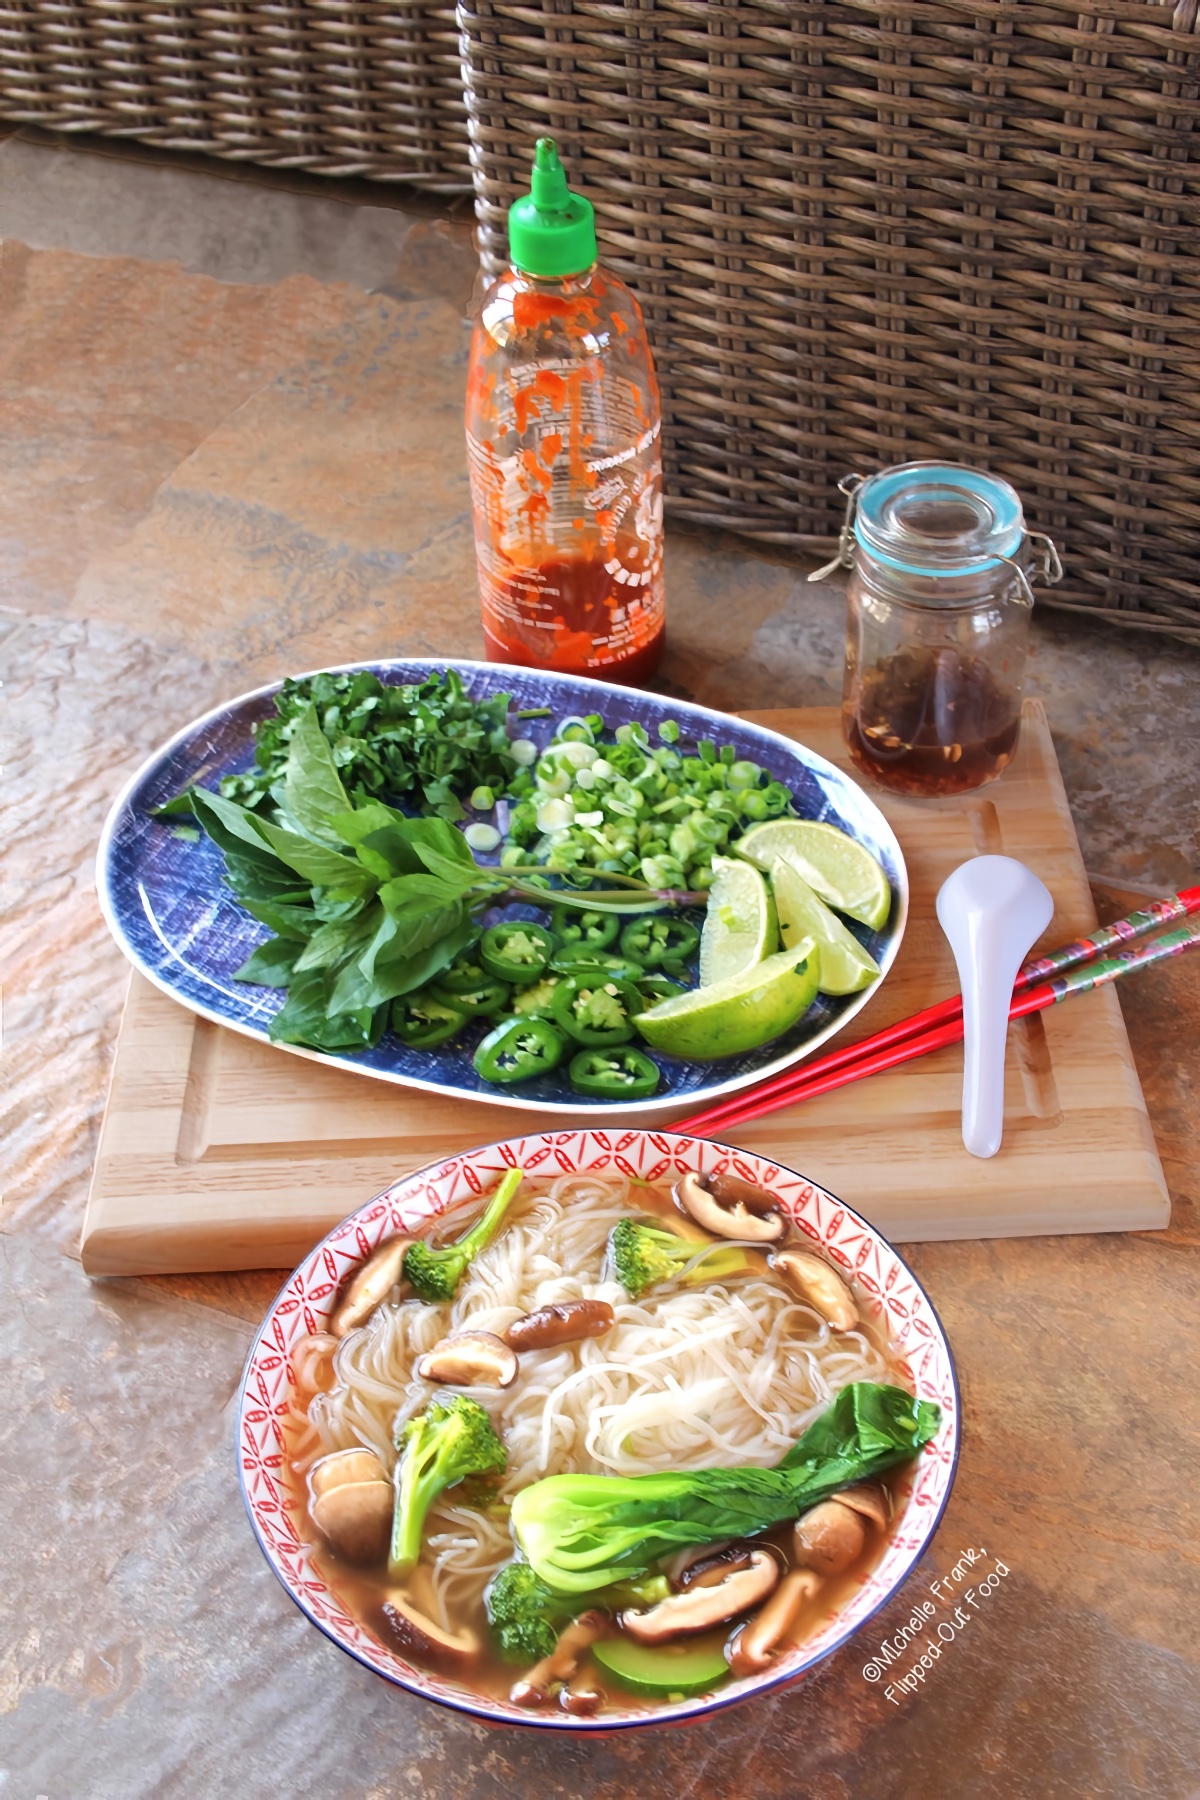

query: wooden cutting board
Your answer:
[82,701,1169,1275]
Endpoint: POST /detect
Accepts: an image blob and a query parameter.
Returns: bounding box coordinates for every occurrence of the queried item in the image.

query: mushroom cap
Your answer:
[311,1479,393,1566]
[621,1549,780,1643]
[727,1568,823,1678]
[309,1447,387,1498]
[504,1298,615,1352]
[415,1330,518,1389]
[771,1249,859,1331]
[330,1236,412,1338]
[833,1480,890,1531]
[677,1544,756,1589]
[290,1332,339,1401]
[675,1171,785,1244]
[792,1499,866,1575]
[560,1684,604,1717]
[379,1594,480,1669]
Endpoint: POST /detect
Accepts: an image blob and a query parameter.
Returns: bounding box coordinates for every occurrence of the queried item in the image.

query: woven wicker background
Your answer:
[0,2,472,187]
[461,0,1200,643]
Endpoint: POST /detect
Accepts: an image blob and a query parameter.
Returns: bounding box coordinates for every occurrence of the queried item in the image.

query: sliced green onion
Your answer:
[463,822,501,852]
[510,738,539,766]
[557,740,597,769]
[727,759,761,791]
[536,797,576,832]
[470,785,496,810]
[555,714,595,743]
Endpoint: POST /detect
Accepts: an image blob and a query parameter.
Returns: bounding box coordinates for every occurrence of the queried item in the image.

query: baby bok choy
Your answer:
[510,1382,941,1593]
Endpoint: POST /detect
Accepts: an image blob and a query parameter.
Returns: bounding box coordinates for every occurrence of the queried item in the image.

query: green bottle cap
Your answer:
[507,138,597,278]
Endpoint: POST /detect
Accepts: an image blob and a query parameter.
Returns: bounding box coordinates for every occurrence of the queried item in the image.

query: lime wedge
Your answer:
[634,940,819,1061]
[699,855,778,987]
[736,820,891,930]
[771,858,880,996]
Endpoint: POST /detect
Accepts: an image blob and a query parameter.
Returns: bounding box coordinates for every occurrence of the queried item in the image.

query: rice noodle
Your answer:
[293,1172,895,1610]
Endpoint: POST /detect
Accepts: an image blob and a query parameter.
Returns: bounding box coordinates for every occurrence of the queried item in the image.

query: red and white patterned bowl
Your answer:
[237,1130,959,1731]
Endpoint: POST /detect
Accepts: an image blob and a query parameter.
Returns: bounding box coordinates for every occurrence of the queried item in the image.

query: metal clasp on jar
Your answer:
[996,532,1064,606]
[807,473,867,582]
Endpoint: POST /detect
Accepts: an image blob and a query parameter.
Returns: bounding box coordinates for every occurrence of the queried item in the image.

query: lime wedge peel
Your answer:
[771,857,881,996]
[635,940,820,1062]
[734,819,892,931]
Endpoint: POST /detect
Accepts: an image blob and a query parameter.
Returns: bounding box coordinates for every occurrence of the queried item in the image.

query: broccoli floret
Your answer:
[403,1166,524,1303]
[389,1394,507,1576]
[608,1218,756,1299]
[485,1563,673,1664]
[485,1561,573,1662]
[511,1383,942,1592]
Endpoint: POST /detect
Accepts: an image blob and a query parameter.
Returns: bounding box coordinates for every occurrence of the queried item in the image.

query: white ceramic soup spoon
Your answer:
[936,856,1054,1159]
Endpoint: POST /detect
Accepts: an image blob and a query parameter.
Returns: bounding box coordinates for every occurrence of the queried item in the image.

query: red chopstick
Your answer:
[677,886,1200,1139]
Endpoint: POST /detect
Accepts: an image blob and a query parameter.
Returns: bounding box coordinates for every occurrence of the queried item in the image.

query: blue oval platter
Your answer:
[97,659,908,1118]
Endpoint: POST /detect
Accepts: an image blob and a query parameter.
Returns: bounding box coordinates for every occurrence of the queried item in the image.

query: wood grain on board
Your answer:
[81,701,1169,1276]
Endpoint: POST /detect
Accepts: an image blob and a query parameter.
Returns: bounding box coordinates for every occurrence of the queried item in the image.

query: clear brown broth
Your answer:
[285,1180,913,1712]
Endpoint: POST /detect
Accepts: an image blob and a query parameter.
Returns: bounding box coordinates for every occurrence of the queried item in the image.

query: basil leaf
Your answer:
[370,920,476,1005]
[377,873,471,913]
[329,800,406,845]
[283,705,352,843]
[239,897,320,941]
[223,852,313,906]
[268,970,383,1050]
[253,817,378,895]
[233,937,304,986]
[310,892,367,924]
[404,816,477,870]
[151,790,197,819]
[293,908,382,975]
[329,802,423,879]
[191,789,286,871]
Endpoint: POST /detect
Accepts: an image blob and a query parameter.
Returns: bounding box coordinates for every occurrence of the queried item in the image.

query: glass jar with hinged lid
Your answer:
[811,462,1062,797]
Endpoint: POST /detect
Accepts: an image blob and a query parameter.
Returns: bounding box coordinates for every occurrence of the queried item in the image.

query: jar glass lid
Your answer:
[853,462,1025,577]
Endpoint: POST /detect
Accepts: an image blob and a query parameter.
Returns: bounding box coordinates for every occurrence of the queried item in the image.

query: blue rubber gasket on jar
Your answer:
[854,463,1025,576]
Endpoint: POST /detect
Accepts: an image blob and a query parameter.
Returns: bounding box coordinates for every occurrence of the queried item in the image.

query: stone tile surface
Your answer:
[2,134,1198,1798]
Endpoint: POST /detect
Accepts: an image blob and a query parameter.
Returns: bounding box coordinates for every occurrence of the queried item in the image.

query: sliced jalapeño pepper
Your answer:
[568,1046,661,1099]
[551,974,641,1047]
[474,1016,566,1085]
[435,946,492,995]
[428,974,510,1016]
[550,904,620,953]
[550,949,646,984]
[391,991,469,1048]
[636,974,688,1008]
[508,973,566,1019]
[479,920,555,984]
[619,915,701,969]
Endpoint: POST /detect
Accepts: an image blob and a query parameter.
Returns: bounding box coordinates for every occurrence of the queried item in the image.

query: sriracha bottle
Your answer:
[465,139,665,681]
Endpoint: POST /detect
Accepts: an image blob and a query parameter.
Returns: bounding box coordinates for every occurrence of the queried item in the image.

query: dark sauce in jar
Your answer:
[844,646,1022,797]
